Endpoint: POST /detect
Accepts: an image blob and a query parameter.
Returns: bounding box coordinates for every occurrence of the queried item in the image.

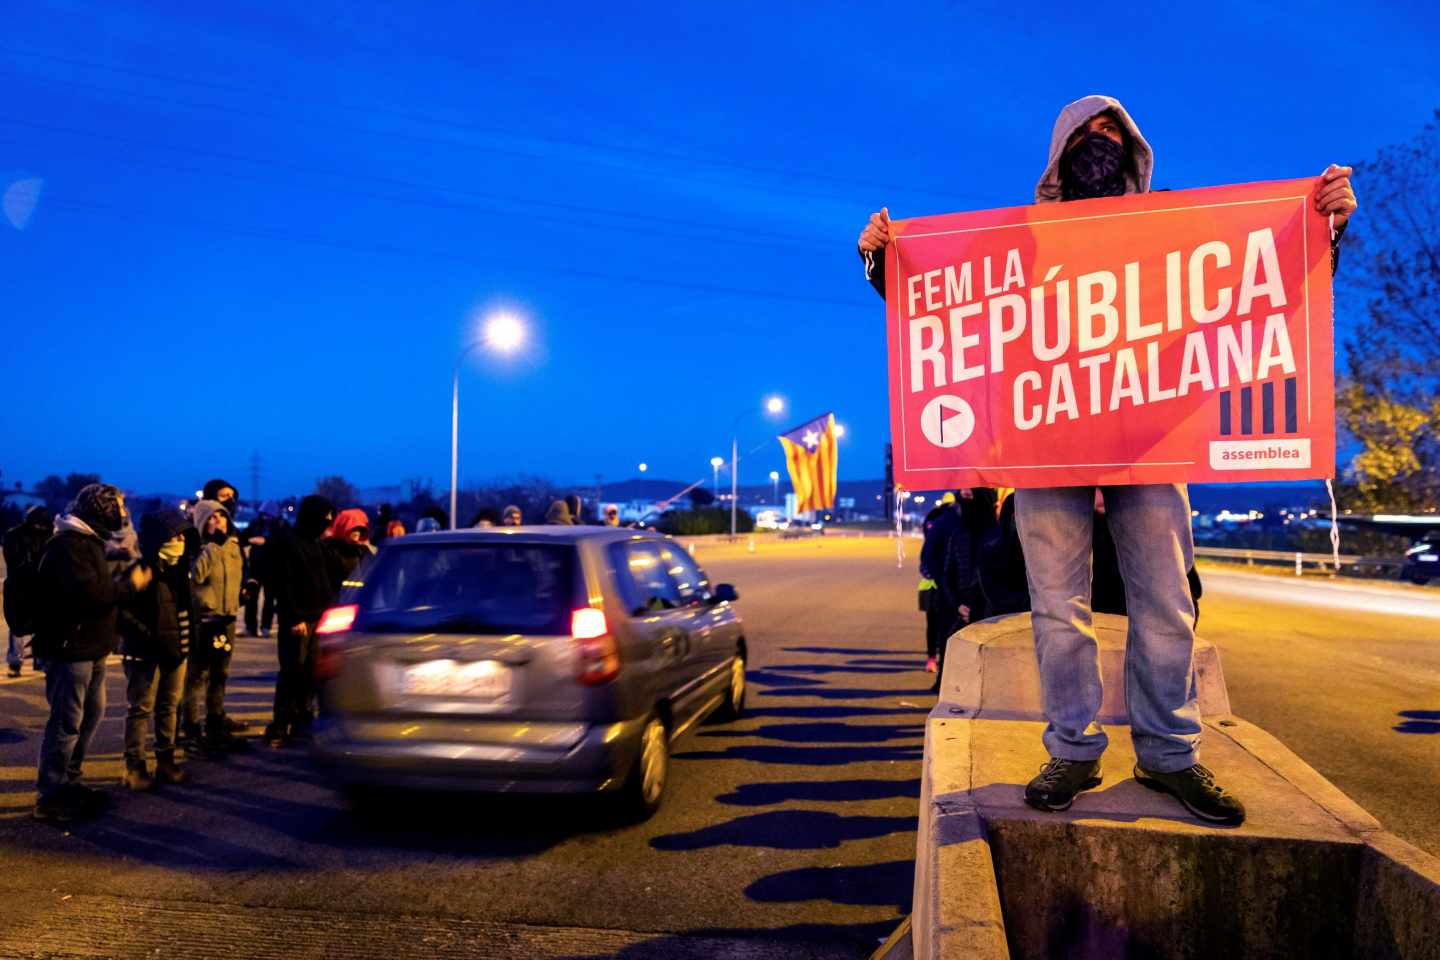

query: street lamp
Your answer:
[769,469,780,505]
[834,423,847,438]
[710,456,724,492]
[451,311,527,530]
[638,462,648,473]
[731,395,786,537]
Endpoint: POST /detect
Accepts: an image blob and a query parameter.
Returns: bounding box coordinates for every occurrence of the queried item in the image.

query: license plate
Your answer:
[400,660,512,699]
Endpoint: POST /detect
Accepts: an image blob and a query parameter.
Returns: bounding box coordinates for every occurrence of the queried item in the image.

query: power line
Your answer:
[35,195,878,312]
[0,116,833,249]
[0,49,985,207]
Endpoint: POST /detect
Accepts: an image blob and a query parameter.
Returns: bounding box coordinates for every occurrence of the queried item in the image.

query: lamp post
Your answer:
[731,395,786,538]
[769,469,780,505]
[451,312,526,530]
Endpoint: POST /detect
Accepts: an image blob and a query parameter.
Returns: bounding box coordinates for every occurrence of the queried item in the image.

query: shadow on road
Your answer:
[1394,709,1440,734]
[716,778,921,807]
[651,809,915,851]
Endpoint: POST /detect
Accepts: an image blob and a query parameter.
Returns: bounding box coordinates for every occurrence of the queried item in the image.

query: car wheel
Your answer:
[714,654,747,721]
[620,714,669,821]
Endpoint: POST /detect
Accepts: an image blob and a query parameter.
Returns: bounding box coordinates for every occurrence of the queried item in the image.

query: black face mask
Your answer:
[1061,132,1128,200]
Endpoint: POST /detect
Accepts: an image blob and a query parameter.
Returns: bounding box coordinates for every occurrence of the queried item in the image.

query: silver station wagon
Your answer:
[311,527,746,818]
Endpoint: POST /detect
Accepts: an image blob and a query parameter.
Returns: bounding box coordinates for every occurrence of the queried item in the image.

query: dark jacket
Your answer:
[978,495,1031,617]
[264,495,337,624]
[2,508,52,630]
[322,540,372,594]
[33,515,136,662]
[118,512,200,667]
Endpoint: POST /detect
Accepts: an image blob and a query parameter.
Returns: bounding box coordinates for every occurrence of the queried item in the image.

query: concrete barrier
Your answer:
[906,613,1440,960]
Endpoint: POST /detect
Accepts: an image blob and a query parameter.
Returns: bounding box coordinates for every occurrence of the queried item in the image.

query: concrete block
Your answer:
[937,613,1231,722]
[910,614,1440,959]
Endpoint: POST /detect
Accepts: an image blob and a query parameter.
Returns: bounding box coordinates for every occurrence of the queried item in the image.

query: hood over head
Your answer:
[296,495,337,539]
[328,508,370,542]
[202,478,237,503]
[1035,94,1152,204]
[139,510,197,563]
[544,500,574,525]
[192,499,232,542]
[69,483,126,538]
[23,506,54,531]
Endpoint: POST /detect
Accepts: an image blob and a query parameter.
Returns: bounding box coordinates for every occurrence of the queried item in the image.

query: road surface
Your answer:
[0,536,1436,958]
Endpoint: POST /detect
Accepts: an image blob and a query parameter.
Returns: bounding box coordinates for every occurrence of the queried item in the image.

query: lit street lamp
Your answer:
[769,469,780,505]
[451,311,527,529]
[834,423,847,438]
[638,462,648,473]
[710,456,724,492]
[731,395,786,537]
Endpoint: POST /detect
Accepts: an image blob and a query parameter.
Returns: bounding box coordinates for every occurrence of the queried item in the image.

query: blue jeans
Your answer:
[1015,484,1201,773]
[6,627,27,669]
[37,656,108,799]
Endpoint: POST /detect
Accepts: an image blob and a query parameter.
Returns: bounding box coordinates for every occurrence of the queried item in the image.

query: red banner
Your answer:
[884,178,1335,489]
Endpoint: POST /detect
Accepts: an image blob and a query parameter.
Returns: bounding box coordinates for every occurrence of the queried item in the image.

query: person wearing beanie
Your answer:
[183,499,248,753]
[116,511,200,790]
[31,483,151,822]
[262,494,336,748]
[3,506,53,677]
[500,505,522,527]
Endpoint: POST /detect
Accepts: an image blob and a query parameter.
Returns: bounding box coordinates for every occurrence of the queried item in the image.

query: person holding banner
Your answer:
[857,94,1356,827]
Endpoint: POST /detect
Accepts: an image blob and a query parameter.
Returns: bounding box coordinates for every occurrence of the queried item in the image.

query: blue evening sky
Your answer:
[2,2,1436,498]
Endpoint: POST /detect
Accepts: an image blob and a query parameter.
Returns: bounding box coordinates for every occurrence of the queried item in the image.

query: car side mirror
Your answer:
[712,583,739,604]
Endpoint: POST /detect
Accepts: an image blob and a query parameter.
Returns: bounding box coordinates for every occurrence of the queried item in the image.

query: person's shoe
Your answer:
[62,782,109,815]
[6,664,20,678]
[154,751,189,785]
[33,792,82,823]
[259,628,271,639]
[204,721,251,753]
[123,762,156,792]
[1024,757,1103,812]
[178,720,203,744]
[925,657,938,674]
[221,713,250,733]
[1134,763,1246,826]
[264,722,290,749]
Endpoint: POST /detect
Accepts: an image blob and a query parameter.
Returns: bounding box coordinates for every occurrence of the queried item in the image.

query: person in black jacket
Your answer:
[32,484,151,822]
[117,511,200,790]
[918,495,957,674]
[3,506,53,677]
[263,495,336,748]
[978,493,1031,617]
[931,489,998,690]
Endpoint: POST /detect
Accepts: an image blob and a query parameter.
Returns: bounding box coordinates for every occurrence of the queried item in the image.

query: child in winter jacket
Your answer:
[184,500,248,751]
[117,511,200,790]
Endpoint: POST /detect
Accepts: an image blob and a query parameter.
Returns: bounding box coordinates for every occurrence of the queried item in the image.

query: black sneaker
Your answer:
[178,721,203,744]
[60,782,109,815]
[7,664,20,678]
[1024,757,1102,812]
[33,792,82,823]
[1134,763,1246,826]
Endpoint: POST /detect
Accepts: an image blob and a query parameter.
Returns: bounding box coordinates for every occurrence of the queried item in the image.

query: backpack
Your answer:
[2,549,41,636]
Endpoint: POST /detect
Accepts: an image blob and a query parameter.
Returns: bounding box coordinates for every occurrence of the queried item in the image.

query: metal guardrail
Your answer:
[1193,546,1405,576]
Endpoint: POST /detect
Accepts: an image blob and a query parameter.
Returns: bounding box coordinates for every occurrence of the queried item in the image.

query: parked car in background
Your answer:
[1401,533,1440,585]
[312,527,746,818]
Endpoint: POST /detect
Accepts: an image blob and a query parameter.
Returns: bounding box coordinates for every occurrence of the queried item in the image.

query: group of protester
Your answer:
[0,476,633,823]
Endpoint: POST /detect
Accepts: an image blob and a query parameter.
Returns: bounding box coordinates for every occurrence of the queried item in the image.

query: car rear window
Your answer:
[353,542,578,634]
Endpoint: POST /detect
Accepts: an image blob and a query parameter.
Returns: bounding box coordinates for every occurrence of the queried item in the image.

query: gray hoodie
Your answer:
[191,499,243,618]
[1034,94,1153,204]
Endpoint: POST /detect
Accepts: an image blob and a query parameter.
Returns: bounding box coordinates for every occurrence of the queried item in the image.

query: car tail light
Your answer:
[314,604,358,680]
[572,608,619,685]
[317,604,358,635]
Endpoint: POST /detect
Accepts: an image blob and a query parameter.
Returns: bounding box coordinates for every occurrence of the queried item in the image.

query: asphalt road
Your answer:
[0,535,927,960]
[1,537,1436,959]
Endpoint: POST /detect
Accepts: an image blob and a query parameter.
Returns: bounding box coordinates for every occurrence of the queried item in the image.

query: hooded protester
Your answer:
[3,506,53,677]
[544,500,575,525]
[116,511,200,790]
[31,483,151,822]
[202,478,239,516]
[183,499,248,751]
[471,507,500,528]
[322,508,373,593]
[263,494,336,748]
[857,95,1356,826]
[385,519,407,539]
[917,493,957,674]
[929,489,998,691]
[242,508,276,638]
[500,505,522,527]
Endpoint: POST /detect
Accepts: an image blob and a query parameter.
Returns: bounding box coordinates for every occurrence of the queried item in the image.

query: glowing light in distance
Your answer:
[483,312,526,354]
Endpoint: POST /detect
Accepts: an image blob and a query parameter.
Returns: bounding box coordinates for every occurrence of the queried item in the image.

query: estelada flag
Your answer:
[884,177,1335,490]
[778,413,839,512]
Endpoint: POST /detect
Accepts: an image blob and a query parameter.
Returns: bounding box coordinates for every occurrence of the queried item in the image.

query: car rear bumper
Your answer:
[311,714,648,794]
